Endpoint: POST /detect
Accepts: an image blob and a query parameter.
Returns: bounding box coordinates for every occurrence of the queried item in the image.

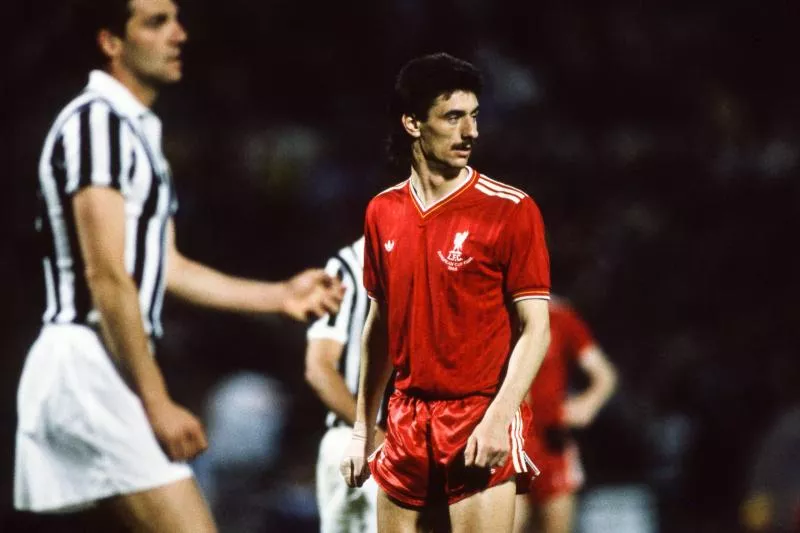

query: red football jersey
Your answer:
[526,299,596,427]
[363,168,550,399]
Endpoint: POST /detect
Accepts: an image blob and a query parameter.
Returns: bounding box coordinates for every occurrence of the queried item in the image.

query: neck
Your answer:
[409,160,470,209]
[108,66,159,108]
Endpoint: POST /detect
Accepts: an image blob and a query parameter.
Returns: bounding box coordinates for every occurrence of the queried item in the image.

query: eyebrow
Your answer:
[138,2,179,24]
[140,12,170,26]
[443,106,480,117]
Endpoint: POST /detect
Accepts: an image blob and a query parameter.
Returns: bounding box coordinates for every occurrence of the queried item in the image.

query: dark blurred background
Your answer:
[1,1,798,532]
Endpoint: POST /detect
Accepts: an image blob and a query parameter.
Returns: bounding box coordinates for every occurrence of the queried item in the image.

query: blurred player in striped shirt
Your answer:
[305,237,394,533]
[14,1,342,531]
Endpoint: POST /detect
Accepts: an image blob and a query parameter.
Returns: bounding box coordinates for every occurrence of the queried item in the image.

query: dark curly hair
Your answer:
[386,53,483,175]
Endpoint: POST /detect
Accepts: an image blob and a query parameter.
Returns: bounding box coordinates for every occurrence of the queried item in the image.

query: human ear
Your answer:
[97,29,124,60]
[401,114,421,138]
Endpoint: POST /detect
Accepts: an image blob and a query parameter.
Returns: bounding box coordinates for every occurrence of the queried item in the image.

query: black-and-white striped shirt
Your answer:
[307,237,390,427]
[37,70,176,338]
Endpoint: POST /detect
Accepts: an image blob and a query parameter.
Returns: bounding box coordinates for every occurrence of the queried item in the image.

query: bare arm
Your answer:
[165,220,342,321]
[354,300,394,436]
[305,338,358,425]
[465,298,551,468]
[341,299,393,487]
[563,345,618,428]
[305,338,387,446]
[73,188,206,461]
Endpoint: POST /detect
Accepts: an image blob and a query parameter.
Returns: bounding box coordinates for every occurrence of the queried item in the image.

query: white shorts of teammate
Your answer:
[317,425,378,533]
[14,324,192,513]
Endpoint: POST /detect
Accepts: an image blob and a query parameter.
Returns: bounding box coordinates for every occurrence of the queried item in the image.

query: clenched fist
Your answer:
[145,398,208,462]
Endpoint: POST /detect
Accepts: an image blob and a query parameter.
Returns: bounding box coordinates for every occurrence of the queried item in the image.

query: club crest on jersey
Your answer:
[384,240,395,252]
[438,231,473,271]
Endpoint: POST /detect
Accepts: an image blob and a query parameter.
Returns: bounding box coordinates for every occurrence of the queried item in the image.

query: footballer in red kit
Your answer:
[364,168,549,507]
[513,299,618,533]
[528,300,596,434]
[341,53,553,533]
[362,168,550,399]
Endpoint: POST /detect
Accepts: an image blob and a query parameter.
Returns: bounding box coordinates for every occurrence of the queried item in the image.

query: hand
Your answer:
[283,268,344,322]
[464,415,509,469]
[145,398,208,462]
[340,421,372,488]
[562,396,597,428]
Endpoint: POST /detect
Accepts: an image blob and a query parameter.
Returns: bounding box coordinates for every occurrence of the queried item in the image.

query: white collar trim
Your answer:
[86,70,153,120]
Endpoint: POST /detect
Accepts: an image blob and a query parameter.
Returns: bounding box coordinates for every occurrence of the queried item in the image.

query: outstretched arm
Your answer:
[465,298,551,468]
[165,220,343,321]
[563,345,618,428]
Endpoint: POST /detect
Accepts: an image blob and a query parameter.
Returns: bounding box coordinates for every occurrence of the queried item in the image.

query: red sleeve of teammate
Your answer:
[559,305,596,360]
[362,200,383,301]
[499,197,551,301]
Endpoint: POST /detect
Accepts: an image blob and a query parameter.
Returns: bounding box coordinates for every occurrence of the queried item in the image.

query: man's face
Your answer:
[119,0,188,85]
[417,90,479,171]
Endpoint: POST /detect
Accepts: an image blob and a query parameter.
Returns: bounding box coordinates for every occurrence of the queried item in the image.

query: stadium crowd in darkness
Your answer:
[1,0,797,531]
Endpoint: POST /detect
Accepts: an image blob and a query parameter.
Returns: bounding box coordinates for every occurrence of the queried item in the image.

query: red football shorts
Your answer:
[517,427,584,501]
[369,390,539,508]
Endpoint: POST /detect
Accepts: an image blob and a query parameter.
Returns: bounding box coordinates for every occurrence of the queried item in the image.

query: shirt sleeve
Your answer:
[362,200,384,301]
[499,196,551,301]
[59,100,130,196]
[306,255,356,344]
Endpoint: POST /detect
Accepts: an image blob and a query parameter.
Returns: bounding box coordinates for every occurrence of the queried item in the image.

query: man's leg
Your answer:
[448,480,516,533]
[100,477,217,533]
[538,493,576,533]
[513,493,535,533]
[378,488,446,533]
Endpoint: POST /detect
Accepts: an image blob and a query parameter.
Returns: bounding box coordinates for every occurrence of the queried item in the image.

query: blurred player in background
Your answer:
[14,1,342,532]
[513,297,618,533]
[340,52,551,532]
[305,236,393,533]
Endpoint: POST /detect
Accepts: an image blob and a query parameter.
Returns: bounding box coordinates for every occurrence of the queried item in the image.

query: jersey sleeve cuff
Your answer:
[66,180,124,197]
[511,289,550,303]
[306,327,349,344]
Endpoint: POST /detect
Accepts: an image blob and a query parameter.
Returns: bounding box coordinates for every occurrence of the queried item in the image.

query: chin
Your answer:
[163,71,183,84]
[162,64,183,82]
[440,162,468,177]
[428,154,468,174]
[147,71,181,87]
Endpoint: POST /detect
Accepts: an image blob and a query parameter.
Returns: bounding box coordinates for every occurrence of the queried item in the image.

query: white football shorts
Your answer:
[14,324,192,513]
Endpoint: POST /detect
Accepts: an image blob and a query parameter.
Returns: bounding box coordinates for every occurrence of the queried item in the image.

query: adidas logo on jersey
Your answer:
[384,240,395,252]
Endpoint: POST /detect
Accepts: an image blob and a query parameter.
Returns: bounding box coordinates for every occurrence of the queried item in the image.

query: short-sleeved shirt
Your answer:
[363,167,550,399]
[37,70,176,338]
[526,299,595,427]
